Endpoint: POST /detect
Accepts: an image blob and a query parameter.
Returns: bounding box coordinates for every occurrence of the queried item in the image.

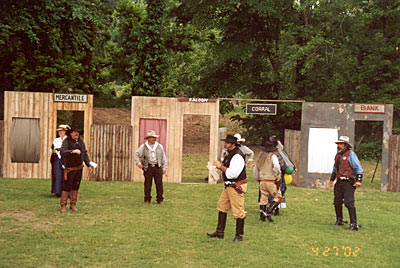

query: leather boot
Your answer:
[333,218,346,226]
[70,190,78,211]
[348,206,358,230]
[274,208,280,216]
[259,205,266,221]
[60,191,69,213]
[207,211,227,239]
[233,218,244,242]
[266,201,279,222]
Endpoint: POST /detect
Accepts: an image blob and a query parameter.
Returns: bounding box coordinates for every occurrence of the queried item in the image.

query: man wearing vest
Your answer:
[329,136,363,231]
[60,127,93,213]
[207,134,247,242]
[135,130,168,205]
[253,141,282,222]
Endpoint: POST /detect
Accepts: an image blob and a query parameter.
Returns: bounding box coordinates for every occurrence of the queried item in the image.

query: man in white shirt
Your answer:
[134,130,167,205]
[207,134,247,242]
[253,141,282,222]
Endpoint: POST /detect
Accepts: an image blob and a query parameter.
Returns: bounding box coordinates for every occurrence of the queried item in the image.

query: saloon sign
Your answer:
[354,103,385,114]
[246,103,277,115]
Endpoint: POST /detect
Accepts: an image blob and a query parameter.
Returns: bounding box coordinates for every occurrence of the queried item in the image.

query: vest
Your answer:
[142,143,165,170]
[335,149,354,178]
[64,138,86,168]
[222,147,246,182]
[258,152,276,180]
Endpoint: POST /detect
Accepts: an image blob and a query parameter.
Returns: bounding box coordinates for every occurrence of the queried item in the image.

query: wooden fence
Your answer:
[0,121,3,177]
[89,124,133,181]
[388,135,400,192]
[284,129,301,186]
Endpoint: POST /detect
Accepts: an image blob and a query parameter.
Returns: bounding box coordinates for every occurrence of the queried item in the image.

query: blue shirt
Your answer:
[332,151,363,175]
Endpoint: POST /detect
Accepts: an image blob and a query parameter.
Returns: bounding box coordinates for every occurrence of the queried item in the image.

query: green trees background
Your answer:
[1,0,399,140]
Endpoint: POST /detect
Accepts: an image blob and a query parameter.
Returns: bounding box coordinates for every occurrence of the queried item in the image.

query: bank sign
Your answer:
[354,103,385,114]
[54,93,88,103]
[246,103,277,115]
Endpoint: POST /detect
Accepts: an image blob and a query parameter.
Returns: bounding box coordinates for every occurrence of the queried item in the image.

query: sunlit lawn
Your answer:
[0,160,399,268]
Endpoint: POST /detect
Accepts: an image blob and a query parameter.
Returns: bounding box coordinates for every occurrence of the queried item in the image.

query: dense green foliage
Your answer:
[1,0,399,139]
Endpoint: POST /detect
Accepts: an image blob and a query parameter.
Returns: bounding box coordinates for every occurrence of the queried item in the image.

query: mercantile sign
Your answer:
[54,93,88,103]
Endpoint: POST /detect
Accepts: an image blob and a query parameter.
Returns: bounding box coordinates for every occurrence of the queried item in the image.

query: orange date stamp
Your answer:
[312,246,360,257]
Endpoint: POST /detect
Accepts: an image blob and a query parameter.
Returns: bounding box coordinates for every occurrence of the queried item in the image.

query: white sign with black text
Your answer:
[54,93,88,103]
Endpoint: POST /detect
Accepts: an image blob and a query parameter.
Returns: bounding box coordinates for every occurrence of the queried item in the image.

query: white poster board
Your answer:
[308,128,338,173]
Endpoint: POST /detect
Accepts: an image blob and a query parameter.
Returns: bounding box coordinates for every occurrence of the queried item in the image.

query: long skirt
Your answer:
[51,157,64,196]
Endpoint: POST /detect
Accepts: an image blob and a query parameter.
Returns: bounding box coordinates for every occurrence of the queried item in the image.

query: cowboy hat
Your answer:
[261,141,277,152]
[220,134,238,144]
[335,136,353,148]
[56,124,70,131]
[67,126,83,135]
[145,130,159,139]
[234,133,246,143]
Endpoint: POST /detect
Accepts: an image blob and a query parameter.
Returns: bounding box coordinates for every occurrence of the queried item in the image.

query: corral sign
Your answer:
[54,93,88,103]
[246,103,277,115]
[354,103,385,114]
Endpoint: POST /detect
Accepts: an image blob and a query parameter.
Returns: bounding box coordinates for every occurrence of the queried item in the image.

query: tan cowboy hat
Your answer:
[56,124,71,131]
[145,130,159,139]
[234,133,246,143]
[335,136,353,148]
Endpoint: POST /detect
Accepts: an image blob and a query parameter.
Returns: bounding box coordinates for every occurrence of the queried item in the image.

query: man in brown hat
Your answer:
[329,135,363,231]
[253,141,282,222]
[134,130,167,204]
[207,134,247,242]
[60,127,93,213]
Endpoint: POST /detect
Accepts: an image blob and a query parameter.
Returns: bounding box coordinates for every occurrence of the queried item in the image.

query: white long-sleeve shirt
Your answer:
[225,154,246,179]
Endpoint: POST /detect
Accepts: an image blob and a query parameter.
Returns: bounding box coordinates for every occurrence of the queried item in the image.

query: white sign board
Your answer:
[354,103,385,114]
[308,128,338,173]
[54,93,88,103]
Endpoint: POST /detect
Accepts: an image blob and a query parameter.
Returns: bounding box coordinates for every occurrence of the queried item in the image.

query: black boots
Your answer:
[207,211,227,239]
[233,218,245,242]
[259,205,266,221]
[265,201,279,222]
[333,218,346,226]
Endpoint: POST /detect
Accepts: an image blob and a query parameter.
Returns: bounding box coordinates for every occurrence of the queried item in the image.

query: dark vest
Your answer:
[222,147,246,182]
[64,138,85,168]
[335,149,354,178]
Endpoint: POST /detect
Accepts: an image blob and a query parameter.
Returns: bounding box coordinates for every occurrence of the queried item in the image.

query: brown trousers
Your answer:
[217,183,247,219]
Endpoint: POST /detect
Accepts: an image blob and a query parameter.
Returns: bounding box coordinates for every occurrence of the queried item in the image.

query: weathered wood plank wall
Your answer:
[284,129,301,186]
[388,135,400,192]
[0,121,3,177]
[2,91,93,179]
[131,96,219,183]
[89,124,133,181]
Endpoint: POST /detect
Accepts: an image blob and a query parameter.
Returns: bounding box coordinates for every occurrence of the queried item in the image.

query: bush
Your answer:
[355,141,381,160]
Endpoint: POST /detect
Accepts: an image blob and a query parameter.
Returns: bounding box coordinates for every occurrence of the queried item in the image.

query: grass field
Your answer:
[1,161,399,268]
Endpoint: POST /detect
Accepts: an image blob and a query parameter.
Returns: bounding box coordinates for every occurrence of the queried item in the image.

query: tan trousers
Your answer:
[259,181,282,205]
[217,183,247,219]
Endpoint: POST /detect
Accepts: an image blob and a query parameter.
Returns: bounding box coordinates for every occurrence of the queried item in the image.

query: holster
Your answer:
[233,179,247,194]
[64,164,84,181]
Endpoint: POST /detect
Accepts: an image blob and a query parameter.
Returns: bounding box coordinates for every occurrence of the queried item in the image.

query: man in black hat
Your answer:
[60,127,93,213]
[207,134,247,242]
[329,136,363,231]
[253,141,282,222]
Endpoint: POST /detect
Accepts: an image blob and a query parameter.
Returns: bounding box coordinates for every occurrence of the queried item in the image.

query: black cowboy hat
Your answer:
[67,126,83,135]
[261,141,277,152]
[220,134,238,144]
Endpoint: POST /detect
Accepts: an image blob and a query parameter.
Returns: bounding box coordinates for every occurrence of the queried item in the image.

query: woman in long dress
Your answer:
[51,124,70,197]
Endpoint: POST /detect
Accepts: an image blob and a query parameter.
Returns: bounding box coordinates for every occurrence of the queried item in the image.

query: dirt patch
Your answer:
[93,108,131,125]
[93,108,245,154]
[0,210,53,231]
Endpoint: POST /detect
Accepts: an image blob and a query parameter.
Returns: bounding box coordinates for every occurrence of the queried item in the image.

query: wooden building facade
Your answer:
[2,91,93,179]
[131,96,219,183]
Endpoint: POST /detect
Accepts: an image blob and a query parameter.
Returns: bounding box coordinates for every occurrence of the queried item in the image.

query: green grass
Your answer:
[1,163,399,268]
